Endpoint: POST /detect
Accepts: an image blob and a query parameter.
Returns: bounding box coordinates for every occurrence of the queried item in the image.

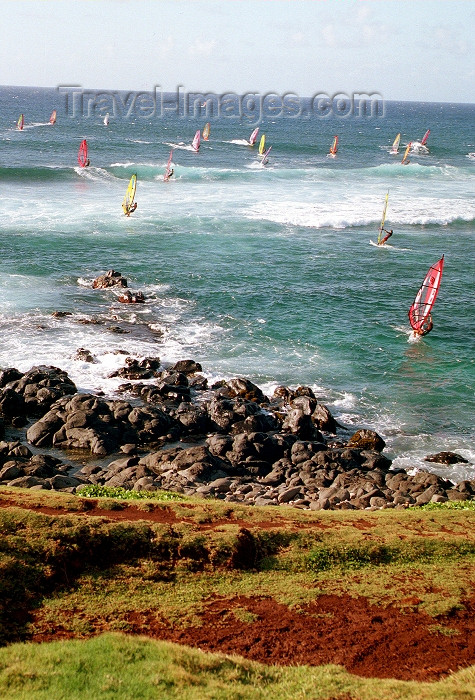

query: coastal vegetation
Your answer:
[0,486,474,698]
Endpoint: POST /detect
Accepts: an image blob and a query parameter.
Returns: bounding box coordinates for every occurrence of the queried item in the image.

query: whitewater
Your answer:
[1,87,474,481]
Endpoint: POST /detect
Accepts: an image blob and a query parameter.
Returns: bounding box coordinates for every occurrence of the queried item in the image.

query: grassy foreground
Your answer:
[0,486,475,698]
[1,632,475,700]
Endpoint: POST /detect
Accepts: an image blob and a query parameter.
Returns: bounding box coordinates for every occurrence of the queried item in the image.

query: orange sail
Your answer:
[401,142,411,165]
[329,135,338,156]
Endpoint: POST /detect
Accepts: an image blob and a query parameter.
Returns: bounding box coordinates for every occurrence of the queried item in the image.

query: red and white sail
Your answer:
[192,130,200,151]
[249,127,259,146]
[421,129,430,146]
[49,110,57,125]
[164,149,173,180]
[77,139,88,167]
[408,256,444,332]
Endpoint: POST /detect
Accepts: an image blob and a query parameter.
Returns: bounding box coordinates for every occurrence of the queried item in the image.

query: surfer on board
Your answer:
[164,168,174,181]
[413,315,433,337]
[378,229,393,246]
[125,202,137,216]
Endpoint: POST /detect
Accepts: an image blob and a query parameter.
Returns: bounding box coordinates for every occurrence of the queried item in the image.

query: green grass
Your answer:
[305,538,475,571]
[416,501,475,511]
[0,633,474,700]
[77,485,185,501]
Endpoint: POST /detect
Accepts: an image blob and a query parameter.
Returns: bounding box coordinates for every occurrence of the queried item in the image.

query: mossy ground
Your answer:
[0,486,474,697]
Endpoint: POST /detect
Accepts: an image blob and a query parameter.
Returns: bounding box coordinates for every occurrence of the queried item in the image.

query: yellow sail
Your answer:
[258,134,266,155]
[122,174,137,215]
[202,122,210,140]
[391,133,400,153]
[377,191,389,244]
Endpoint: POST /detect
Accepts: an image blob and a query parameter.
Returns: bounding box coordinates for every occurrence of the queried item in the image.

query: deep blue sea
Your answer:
[1,86,474,480]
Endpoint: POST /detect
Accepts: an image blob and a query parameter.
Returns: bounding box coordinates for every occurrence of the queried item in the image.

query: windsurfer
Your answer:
[165,168,174,181]
[85,159,90,167]
[125,202,137,216]
[413,315,433,336]
[378,229,393,246]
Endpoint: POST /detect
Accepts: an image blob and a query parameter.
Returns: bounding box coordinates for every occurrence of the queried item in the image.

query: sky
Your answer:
[1,0,474,103]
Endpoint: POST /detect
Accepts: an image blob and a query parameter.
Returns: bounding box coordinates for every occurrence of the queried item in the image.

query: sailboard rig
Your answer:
[261,146,272,165]
[77,139,88,167]
[258,134,266,156]
[202,122,210,140]
[192,130,201,151]
[104,113,110,126]
[390,133,400,154]
[49,110,57,125]
[122,174,137,216]
[421,129,430,146]
[17,114,24,130]
[249,127,259,146]
[164,150,174,181]
[377,191,389,245]
[401,142,411,165]
[408,256,444,336]
[328,135,338,157]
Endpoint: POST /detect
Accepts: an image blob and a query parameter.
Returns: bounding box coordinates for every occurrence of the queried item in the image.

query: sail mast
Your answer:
[408,256,444,332]
[249,128,259,146]
[377,191,389,244]
[258,134,266,155]
[122,174,137,215]
[401,142,411,165]
[77,139,88,167]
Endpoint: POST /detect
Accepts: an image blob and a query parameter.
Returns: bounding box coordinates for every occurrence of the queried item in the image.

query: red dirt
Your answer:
[30,593,475,682]
[0,497,324,531]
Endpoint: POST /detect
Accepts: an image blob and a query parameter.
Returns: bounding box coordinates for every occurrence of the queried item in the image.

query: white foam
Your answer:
[246,194,475,229]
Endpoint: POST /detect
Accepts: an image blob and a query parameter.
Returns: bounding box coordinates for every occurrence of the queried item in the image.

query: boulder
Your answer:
[223,377,267,403]
[424,451,469,465]
[347,429,385,452]
[0,368,23,388]
[92,269,127,289]
[170,359,202,375]
[282,408,323,440]
[74,348,97,363]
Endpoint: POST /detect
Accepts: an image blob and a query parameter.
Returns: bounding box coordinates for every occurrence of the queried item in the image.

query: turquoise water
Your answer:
[1,86,474,478]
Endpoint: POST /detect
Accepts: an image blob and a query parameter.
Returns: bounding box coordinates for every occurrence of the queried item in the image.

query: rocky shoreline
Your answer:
[0,359,473,511]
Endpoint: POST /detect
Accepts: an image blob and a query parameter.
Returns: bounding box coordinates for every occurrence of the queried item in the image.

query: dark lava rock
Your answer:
[424,451,469,465]
[92,269,128,289]
[74,348,97,363]
[347,429,385,452]
[170,359,202,375]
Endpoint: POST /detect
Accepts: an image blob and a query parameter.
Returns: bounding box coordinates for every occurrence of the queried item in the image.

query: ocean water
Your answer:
[1,86,474,480]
